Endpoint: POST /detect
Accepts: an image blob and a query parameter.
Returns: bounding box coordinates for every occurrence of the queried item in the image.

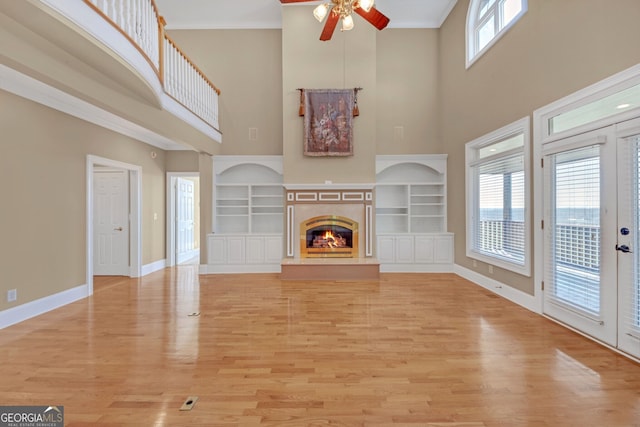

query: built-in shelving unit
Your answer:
[204,156,284,273]
[251,185,285,233]
[375,155,453,272]
[215,183,283,234]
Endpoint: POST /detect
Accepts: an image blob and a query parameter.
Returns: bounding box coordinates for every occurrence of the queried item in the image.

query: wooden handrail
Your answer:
[163,33,221,95]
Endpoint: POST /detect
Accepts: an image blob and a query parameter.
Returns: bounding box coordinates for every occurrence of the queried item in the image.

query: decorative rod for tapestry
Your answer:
[297,88,362,117]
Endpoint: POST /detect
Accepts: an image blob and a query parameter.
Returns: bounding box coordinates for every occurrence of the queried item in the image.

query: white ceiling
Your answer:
[156,0,458,30]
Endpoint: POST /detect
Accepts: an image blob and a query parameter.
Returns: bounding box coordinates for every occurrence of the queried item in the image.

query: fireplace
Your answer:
[300,215,358,258]
[281,185,378,280]
[284,185,374,259]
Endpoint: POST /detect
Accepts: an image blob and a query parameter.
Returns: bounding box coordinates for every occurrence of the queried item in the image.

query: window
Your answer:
[466,117,531,275]
[466,0,528,68]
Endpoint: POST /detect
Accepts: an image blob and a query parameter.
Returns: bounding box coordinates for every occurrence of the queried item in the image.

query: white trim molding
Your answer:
[454,264,541,313]
[0,284,88,330]
[87,155,142,295]
[142,259,167,276]
[0,65,186,151]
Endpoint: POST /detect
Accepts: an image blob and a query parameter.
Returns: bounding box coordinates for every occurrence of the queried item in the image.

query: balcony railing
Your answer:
[479,219,600,272]
[85,0,220,131]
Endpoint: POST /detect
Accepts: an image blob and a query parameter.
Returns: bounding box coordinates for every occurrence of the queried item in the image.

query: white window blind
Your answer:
[473,154,525,264]
[545,145,601,316]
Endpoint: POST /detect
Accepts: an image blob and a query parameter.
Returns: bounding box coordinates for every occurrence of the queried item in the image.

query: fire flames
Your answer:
[311,229,348,248]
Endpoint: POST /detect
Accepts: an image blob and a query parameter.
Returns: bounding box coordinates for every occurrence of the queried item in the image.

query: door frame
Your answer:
[87,155,142,294]
[534,64,640,314]
[166,172,199,267]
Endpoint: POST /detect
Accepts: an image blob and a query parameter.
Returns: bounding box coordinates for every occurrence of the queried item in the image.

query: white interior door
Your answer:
[176,177,196,263]
[94,169,129,275]
[617,118,640,359]
[542,126,618,346]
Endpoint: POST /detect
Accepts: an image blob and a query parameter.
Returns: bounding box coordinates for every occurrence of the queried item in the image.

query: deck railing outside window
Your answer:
[85,0,220,130]
[480,220,600,272]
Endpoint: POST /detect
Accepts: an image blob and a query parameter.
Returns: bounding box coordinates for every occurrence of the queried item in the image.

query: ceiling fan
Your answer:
[280,0,390,41]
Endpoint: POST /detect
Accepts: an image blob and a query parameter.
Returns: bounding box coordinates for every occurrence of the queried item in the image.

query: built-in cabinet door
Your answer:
[414,236,435,264]
[434,236,453,264]
[246,236,264,264]
[377,236,396,263]
[226,237,245,265]
[395,236,414,263]
[264,236,283,264]
[208,237,226,264]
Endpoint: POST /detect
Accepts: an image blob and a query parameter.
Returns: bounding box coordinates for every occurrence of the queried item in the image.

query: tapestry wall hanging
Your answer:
[301,88,359,157]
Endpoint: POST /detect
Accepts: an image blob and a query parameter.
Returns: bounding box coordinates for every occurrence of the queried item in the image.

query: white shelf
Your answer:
[375,155,452,270]
[214,157,284,235]
[375,155,447,235]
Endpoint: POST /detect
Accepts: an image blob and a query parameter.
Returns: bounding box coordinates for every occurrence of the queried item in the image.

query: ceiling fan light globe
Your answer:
[359,0,374,12]
[342,14,354,31]
[313,4,329,22]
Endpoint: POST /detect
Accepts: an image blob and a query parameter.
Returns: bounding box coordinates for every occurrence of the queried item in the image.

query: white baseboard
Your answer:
[1,259,165,330]
[0,284,88,329]
[453,264,541,313]
[141,259,166,276]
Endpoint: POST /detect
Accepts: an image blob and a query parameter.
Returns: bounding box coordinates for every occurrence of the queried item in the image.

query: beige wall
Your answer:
[376,29,441,154]
[166,150,199,172]
[198,153,213,263]
[439,0,640,294]
[282,5,378,184]
[0,89,167,311]
[166,29,283,156]
[169,21,442,184]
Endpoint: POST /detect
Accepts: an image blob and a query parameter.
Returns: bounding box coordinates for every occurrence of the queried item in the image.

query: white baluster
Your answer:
[117,0,124,28]
[109,0,116,23]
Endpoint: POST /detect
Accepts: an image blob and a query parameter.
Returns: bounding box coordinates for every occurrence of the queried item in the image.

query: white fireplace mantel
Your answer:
[283,183,375,191]
[285,186,374,259]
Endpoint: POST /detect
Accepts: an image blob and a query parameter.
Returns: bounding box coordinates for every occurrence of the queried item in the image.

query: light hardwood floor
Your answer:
[1,267,639,426]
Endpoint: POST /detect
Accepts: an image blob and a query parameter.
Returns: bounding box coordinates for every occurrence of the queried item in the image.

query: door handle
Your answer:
[616,244,631,253]
[114,227,123,231]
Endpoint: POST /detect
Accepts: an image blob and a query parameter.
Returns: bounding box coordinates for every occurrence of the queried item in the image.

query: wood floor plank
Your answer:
[0,267,639,426]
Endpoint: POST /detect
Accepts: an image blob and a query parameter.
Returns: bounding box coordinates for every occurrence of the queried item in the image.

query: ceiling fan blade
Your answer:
[354,6,390,31]
[319,11,339,41]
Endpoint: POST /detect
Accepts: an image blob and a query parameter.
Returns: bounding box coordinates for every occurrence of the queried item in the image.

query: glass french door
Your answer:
[543,119,640,359]
[542,126,618,346]
[617,118,640,359]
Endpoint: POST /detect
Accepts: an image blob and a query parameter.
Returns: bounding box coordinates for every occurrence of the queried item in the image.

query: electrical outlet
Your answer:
[488,265,494,274]
[7,289,17,302]
[472,260,477,268]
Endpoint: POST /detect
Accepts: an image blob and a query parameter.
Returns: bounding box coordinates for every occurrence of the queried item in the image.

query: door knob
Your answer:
[114,227,123,231]
[616,244,631,253]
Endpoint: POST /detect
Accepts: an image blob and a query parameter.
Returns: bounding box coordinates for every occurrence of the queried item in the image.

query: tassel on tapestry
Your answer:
[353,88,360,117]
[298,89,305,116]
